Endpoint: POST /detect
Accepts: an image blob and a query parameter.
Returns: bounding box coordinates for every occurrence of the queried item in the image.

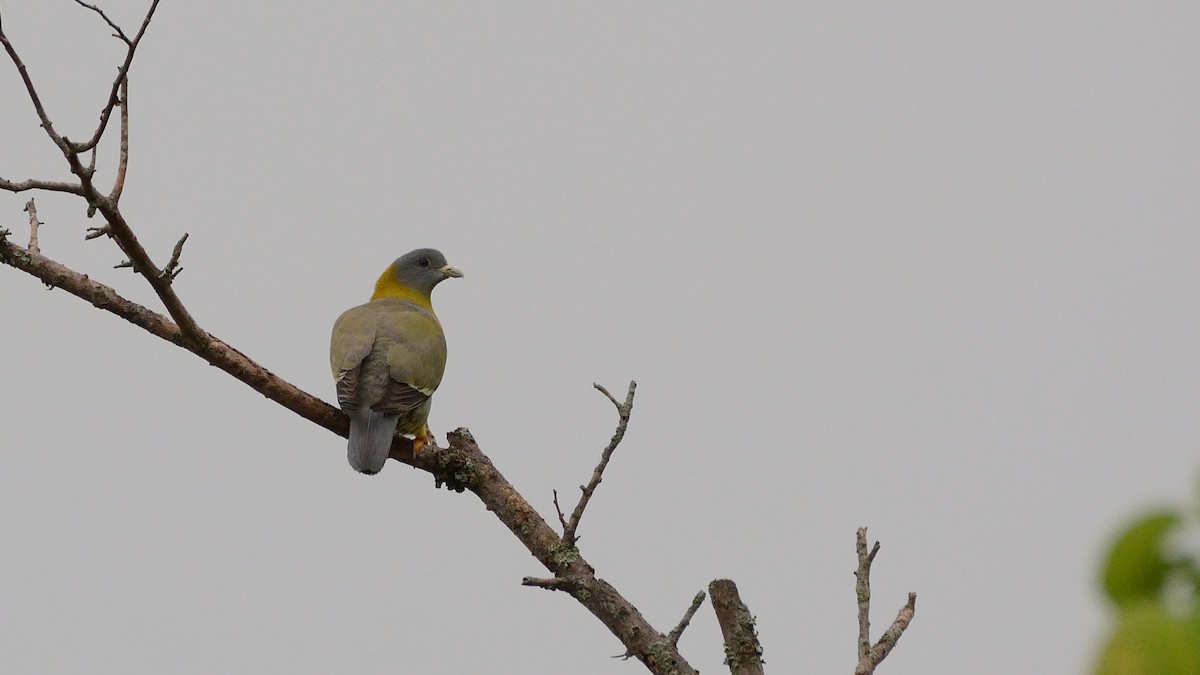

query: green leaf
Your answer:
[1101,512,1180,607]
[1094,603,1200,675]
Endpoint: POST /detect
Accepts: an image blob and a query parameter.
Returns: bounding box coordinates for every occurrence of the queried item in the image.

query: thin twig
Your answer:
[595,383,621,409]
[854,527,917,675]
[552,489,569,532]
[0,15,68,153]
[0,178,84,195]
[70,0,160,153]
[161,232,188,281]
[667,591,707,647]
[73,1,131,44]
[84,225,111,240]
[110,77,129,202]
[708,579,764,675]
[521,576,576,591]
[2,0,203,344]
[561,380,637,546]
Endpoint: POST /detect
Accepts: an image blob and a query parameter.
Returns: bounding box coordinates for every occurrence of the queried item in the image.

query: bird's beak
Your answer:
[440,264,464,279]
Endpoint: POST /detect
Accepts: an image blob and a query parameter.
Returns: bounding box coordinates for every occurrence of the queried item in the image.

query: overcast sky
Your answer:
[3,2,1199,673]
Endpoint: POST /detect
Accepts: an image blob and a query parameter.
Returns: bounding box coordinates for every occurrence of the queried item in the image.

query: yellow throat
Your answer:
[371,266,435,313]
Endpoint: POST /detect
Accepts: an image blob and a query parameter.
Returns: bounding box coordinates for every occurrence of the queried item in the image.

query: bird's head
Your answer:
[372,248,463,308]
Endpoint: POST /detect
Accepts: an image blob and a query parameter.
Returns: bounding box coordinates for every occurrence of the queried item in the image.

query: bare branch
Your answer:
[73,0,132,44]
[855,529,873,662]
[595,382,622,409]
[160,232,188,281]
[1,236,698,675]
[709,579,764,675]
[854,527,917,675]
[561,380,637,546]
[552,489,569,532]
[667,591,707,647]
[0,177,84,195]
[1,236,345,437]
[866,594,916,670]
[71,0,160,154]
[2,2,202,345]
[0,16,69,152]
[110,77,129,202]
[23,199,41,254]
[84,225,111,240]
[521,576,576,591]
[401,429,699,675]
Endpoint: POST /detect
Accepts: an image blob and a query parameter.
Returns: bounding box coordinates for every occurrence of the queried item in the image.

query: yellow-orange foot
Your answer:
[411,430,429,454]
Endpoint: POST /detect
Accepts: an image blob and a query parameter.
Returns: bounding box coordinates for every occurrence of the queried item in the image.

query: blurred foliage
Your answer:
[1094,493,1200,675]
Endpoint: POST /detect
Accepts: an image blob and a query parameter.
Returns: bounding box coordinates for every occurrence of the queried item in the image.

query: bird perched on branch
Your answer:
[330,248,462,474]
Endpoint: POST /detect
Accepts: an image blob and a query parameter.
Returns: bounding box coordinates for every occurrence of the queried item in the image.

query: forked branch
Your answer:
[0,1,203,345]
[854,528,917,675]
[561,380,637,546]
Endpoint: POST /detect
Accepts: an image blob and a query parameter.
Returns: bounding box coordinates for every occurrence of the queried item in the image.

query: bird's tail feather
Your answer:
[347,408,401,475]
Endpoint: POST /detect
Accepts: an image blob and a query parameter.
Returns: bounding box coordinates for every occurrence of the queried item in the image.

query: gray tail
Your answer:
[347,408,401,475]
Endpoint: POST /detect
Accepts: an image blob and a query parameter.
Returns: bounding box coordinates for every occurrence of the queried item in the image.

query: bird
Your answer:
[329,248,462,474]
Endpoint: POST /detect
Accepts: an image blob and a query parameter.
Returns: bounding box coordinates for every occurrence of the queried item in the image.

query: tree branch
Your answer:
[0,7,929,674]
[0,233,697,675]
[160,231,187,281]
[561,380,636,546]
[0,235,340,430]
[70,0,160,153]
[0,13,67,153]
[709,579,765,675]
[23,199,41,254]
[73,0,132,45]
[1,2,204,347]
[667,590,707,648]
[0,177,84,195]
[854,528,917,675]
[110,77,129,202]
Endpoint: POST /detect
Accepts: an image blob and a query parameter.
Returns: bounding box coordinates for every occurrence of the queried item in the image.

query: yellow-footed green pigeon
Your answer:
[330,248,462,474]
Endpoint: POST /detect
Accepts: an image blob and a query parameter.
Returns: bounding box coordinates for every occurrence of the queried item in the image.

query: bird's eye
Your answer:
[418,258,430,268]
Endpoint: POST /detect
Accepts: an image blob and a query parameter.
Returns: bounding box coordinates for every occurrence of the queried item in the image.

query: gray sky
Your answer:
[3,1,1199,673]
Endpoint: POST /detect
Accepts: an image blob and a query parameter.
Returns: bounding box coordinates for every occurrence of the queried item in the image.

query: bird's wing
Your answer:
[329,303,379,410]
[375,299,448,412]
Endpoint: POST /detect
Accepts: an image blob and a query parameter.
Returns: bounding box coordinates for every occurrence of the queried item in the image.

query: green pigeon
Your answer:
[330,248,462,474]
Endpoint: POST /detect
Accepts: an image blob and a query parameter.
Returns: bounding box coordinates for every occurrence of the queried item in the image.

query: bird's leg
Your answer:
[411,425,430,454]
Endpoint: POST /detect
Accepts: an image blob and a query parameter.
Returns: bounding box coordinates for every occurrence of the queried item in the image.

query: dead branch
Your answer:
[0,236,337,430]
[111,77,129,202]
[0,178,84,195]
[1,1,204,346]
[561,380,636,546]
[552,488,569,531]
[161,232,187,281]
[0,233,698,675]
[667,590,707,648]
[1,6,922,674]
[394,428,699,675]
[709,579,765,675]
[521,576,576,591]
[70,0,160,153]
[23,199,40,254]
[84,224,111,240]
[854,528,917,675]
[73,0,132,44]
